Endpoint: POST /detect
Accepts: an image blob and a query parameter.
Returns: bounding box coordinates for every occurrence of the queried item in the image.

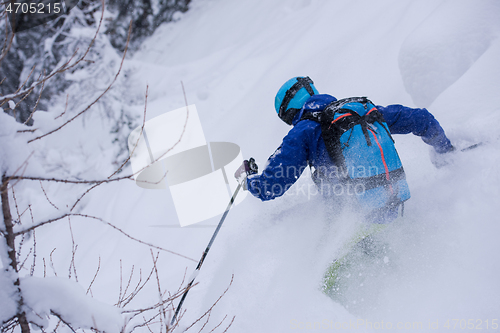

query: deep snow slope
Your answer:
[125,0,500,331]
[14,0,500,332]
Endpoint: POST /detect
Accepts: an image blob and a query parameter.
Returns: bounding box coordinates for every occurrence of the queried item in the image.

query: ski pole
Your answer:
[461,142,483,152]
[170,180,244,326]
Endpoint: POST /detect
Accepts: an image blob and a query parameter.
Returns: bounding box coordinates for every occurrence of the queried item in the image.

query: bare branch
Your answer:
[109,85,149,180]
[14,213,72,236]
[121,286,190,315]
[0,0,106,109]
[17,247,33,272]
[207,314,227,333]
[69,182,100,212]
[30,229,37,276]
[0,15,14,64]
[0,316,18,333]
[118,259,124,306]
[39,181,59,210]
[9,81,186,195]
[43,258,46,278]
[120,268,142,308]
[15,205,31,223]
[12,65,37,106]
[1,152,35,194]
[22,74,46,125]
[8,174,133,185]
[2,175,19,271]
[196,310,211,333]
[221,316,235,333]
[16,128,38,133]
[1,176,31,333]
[120,263,156,308]
[28,18,133,143]
[13,213,196,262]
[49,248,58,277]
[183,275,234,332]
[67,217,78,282]
[54,94,69,120]
[120,264,137,307]
[51,319,63,333]
[78,81,191,189]
[11,187,22,224]
[126,314,158,333]
[150,250,168,333]
[0,49,76,108]
[50,311,77,333]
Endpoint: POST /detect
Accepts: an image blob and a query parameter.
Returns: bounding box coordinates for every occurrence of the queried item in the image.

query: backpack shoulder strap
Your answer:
[300,111,322,123]
[324,97,370,114]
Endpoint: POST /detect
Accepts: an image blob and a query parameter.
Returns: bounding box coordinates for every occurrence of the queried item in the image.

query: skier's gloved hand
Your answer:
[234,158,258,189]
[430,145,456,168]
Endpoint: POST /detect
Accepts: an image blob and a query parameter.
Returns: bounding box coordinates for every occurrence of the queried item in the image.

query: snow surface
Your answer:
[129,1,500,331]
[21,277,122,332]
[2,0,500,332]
[0,265,18,324]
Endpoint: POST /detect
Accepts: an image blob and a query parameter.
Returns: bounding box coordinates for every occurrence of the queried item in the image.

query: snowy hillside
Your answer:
[2,0,500,332]
[130,0,500,330]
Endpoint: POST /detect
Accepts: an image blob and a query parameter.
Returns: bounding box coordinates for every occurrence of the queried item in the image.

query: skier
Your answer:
[234,76,455,224]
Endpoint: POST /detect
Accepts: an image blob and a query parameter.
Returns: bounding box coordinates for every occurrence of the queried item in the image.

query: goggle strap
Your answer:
[278,77,315,122]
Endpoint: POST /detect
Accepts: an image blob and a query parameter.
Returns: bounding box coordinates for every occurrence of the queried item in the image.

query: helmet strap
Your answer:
[281,108,300,126]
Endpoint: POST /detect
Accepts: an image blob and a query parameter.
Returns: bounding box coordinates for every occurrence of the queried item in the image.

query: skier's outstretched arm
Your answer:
[379,104,454,153]
[246,122,314,201]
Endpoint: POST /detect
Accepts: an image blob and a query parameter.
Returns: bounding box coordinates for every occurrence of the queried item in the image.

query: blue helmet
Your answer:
[275,76,318,125]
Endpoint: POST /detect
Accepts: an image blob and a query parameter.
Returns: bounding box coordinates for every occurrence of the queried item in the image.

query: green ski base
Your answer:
[322,222,388,295]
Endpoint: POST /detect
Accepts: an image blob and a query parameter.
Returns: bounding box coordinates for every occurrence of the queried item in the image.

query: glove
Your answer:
[430,145,456,168]
[234,158,258,187]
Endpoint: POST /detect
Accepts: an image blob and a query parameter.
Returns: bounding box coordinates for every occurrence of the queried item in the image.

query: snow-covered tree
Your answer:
[1,2,232,332]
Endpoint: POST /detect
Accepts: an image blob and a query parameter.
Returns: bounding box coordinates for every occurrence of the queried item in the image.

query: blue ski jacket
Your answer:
[247,94,453,202]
